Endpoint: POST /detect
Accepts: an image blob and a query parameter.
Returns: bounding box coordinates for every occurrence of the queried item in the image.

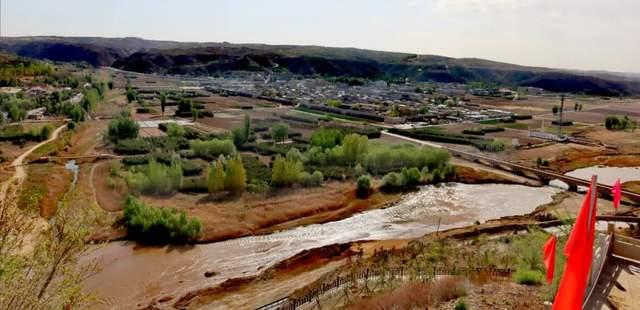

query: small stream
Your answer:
[81,183,559,309]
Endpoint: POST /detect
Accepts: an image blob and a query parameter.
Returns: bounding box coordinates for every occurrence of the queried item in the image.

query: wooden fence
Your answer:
[256,266,513,310]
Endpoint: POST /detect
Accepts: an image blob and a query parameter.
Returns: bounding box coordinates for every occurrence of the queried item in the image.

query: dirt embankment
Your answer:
[143,183,402,243]
[169,243,354,309]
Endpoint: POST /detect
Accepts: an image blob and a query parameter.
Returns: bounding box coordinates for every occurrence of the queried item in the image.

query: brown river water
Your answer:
[81,183,559,309]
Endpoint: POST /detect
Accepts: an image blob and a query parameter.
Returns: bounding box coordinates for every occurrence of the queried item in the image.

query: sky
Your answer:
[2,0,639,72]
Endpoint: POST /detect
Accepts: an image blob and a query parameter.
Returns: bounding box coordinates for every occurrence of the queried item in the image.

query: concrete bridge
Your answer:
[381,130,640,203]
[448,148,640,203]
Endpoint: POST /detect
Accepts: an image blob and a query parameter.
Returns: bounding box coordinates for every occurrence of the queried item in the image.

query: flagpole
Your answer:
[587,175,597,235]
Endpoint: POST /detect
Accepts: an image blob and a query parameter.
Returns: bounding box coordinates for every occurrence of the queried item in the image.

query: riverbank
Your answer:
[82,182,559,309]
[163,187,630,309]
[88,162,527,244]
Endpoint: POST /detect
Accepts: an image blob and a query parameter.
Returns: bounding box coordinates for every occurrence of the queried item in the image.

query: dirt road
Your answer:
[0,124,66,254]
[0,124,66,202]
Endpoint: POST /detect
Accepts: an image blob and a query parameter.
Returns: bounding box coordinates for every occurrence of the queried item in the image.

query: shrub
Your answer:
[166,123,185,138]
[310,128,344,149]
[126,159,183,195]
[241,155,271,184]
[122,155,149,166]
[67,121,77,130]
[123,196,201,244]
[605,115,635,131]
[513,269,544,285]
[114,139,151,155]
[356,175,372,198]
[107,113,139,143]
[181,160,203,176]
[382,172,405,189]
[300,171,324,187]
[270,122,289,143]
[190,139,236,159]
[402,167,422,186]
[454,299,468,310]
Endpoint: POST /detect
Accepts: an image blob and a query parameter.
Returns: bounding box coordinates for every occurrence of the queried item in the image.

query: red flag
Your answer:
[543,235,557,284]
[553,176,598,310]
[612,178,622,209]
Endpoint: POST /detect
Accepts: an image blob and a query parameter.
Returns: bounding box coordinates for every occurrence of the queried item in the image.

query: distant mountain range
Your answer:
[2,36,639,96]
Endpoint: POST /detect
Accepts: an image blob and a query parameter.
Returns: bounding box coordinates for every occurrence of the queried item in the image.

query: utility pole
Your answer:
[558,94,565,138]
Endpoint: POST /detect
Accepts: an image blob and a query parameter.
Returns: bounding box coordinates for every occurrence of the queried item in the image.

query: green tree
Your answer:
[225,155,247,194]
[177,97,192,113]
[107,112,139,143]
[8,102,25,122]
[310,128,343,149]
[67,105,85,122]
[271,154,303,187]
[243,114,251,143]
[342,134,369,165]
[232,128,245,147]
[191,108,199,121]
[356,175,372,198]
[160,91,167,115]
[270,123,289,144]
[126,87,137,103]
[206,160,226,193]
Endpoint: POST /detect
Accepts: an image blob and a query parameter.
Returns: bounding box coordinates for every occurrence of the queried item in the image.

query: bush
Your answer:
[270,123,289,143]
[310,128,344,149]
[242,155,271,184]
[356,175,372,198]
[67,121,77,130]
[402,167,422,186]
[114,139,151,155]
[181,160,203,176]
[513,269,544,285]
[107,113,139,143]
[123,196,201,244]
[300,171,324,187]
[126,159,183,195]
[605,115,635,131]
[166,123,185,138]
[190,139,236,159]
[382,172,405,189]
[454,299,468,310]
[122,155,149,166]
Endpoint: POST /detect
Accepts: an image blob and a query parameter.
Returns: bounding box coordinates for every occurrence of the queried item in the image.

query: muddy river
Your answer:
[82,183,559,308]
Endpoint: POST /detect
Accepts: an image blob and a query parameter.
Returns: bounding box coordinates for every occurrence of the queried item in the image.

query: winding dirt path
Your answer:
[0,124,66,202]
[0,124,66,253]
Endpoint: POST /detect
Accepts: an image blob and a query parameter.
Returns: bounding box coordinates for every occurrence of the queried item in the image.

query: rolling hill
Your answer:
[1,36,639,96]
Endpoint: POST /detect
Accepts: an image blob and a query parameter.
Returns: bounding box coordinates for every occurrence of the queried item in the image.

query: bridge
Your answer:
[381,131,640,203]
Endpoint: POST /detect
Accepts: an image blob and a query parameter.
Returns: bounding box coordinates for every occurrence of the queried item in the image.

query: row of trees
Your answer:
[205,155,247,194]
[382,165,455,190]
[271,148,324,187]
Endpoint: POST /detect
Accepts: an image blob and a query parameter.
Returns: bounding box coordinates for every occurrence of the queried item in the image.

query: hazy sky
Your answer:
[2,0,639,72]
